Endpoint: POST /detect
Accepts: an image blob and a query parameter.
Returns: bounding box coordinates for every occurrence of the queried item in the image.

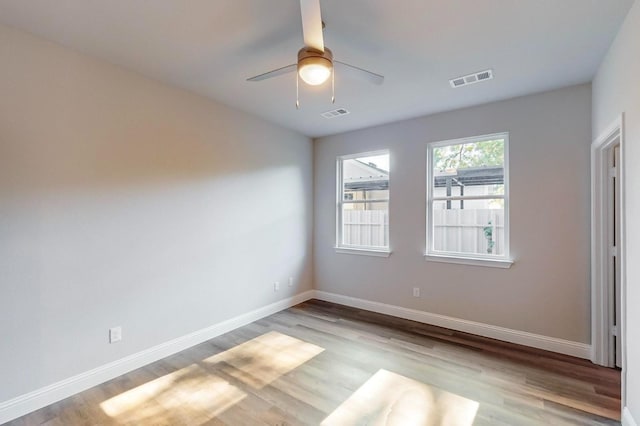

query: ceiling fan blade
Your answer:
[300,0,324,52]
[335,60,384,85]
[246,64,297,82]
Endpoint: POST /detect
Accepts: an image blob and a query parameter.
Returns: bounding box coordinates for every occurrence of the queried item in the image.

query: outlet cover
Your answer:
[413,287,420,297]
[109,326,122,343]
[274,282,280,292]
[288,277,293,287]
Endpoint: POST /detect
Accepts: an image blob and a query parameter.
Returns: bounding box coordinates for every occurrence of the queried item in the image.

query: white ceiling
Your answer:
[0,0,633,137]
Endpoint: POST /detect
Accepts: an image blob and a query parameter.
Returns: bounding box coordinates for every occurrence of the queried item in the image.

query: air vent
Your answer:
[449,69,493,88]
[321,108,350,119]
[476,71,492,81]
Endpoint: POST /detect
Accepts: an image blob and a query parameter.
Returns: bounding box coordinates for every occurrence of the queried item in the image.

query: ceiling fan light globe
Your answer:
[299,62,331,85]
[297,48,333,86]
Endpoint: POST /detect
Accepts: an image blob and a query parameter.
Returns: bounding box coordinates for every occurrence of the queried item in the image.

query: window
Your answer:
[426,133,511,267]
[336,151,390,254]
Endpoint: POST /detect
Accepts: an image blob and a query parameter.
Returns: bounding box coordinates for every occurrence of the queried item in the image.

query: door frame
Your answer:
[590,113,625,380]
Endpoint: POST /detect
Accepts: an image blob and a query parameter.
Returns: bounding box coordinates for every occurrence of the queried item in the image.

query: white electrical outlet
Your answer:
[109,326,122,343]
[413,287,420,297]
[274,281,280,291]
[288,277,293,287]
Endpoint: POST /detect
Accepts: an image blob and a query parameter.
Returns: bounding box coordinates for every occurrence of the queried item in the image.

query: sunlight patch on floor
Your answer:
[321,369,479,426]
[205,330,325,388]
[99,364,246,424]
[99,331,323,423]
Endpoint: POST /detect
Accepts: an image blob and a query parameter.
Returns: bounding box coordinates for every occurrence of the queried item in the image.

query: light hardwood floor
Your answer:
[8,300,621,425]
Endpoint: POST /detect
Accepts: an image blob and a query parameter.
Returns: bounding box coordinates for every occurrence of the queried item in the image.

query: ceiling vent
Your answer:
[449,69,493,88]
[321,108,350,119]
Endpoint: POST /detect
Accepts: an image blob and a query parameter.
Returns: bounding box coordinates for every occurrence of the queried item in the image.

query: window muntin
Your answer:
[427,134,509,260]
[337,152,390,250]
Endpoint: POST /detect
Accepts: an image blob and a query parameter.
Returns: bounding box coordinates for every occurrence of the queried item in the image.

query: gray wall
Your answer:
[0,24,313,402]
[593,0,640,419]
[314,84,592,343]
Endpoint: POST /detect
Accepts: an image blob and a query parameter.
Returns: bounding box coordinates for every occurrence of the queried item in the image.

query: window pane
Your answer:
[432,199,505,256]
[433,139,504,197]
[343,154,389,201]
[342,201,389,248]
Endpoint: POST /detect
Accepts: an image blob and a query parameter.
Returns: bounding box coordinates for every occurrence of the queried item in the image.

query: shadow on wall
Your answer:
[0,21,310,194]
[0,97,305,194]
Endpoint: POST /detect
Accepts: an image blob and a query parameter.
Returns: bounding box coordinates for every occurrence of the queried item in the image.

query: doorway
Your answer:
[591,115,625,371]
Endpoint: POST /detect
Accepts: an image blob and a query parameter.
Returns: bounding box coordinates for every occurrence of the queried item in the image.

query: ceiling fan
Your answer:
[246,0,384,107]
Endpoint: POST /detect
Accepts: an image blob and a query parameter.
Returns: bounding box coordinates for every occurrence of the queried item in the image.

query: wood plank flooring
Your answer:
[7,300,621,425]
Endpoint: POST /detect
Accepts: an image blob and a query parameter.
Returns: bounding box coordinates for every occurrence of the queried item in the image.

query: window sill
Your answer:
[424,254,513,269]
[335,247,392,257]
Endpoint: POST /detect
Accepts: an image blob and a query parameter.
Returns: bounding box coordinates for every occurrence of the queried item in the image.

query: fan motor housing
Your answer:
[297,47,333,71]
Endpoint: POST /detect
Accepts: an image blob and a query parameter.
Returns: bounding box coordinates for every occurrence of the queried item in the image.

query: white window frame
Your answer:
[336,150,391,257]
[425,133,512,268]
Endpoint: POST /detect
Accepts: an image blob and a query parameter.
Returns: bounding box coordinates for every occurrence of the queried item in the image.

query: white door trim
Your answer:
[590,114,626,399]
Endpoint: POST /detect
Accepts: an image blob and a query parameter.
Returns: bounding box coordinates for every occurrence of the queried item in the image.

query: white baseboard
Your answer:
[0,290,315,425]
[623,407,638,426]
[313,291,591,359]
